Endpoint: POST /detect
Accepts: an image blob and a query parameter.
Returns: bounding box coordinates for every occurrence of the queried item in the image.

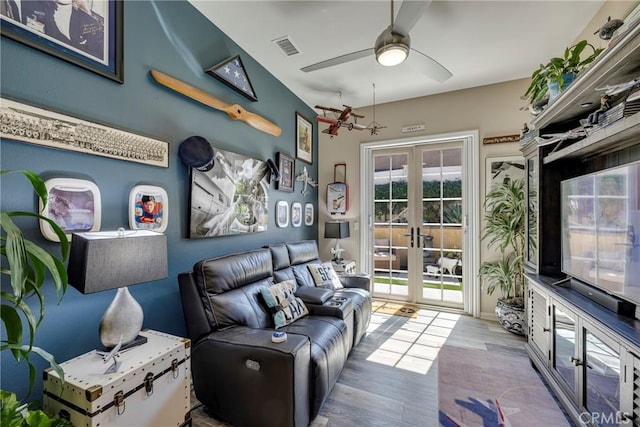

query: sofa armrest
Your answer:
[339,273,371,292]
[192,326,311,427]
[296,286,334,304]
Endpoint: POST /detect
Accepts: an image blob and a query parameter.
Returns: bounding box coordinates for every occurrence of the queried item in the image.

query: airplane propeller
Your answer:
[301,0,452,83]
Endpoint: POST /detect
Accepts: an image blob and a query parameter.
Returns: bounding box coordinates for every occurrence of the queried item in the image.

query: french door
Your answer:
[368,139,470,309]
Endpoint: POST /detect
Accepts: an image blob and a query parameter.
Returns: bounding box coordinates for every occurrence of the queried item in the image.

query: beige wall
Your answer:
[316,0,637,319]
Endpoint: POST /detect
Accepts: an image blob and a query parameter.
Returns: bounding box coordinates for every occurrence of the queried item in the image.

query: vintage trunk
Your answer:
[43,330,191,427]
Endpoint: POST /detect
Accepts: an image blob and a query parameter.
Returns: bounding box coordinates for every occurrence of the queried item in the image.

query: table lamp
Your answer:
[325,221,350,264]
[67,228,168,350]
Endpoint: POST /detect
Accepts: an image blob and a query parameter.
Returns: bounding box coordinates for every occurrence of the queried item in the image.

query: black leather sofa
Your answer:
[178,240,372,427]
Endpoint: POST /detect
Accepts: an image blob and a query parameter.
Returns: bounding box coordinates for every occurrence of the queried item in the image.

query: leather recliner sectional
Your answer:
[178,240,372,427]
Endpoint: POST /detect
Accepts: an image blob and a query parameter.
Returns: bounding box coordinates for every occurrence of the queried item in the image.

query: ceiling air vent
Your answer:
[272,36,300,57]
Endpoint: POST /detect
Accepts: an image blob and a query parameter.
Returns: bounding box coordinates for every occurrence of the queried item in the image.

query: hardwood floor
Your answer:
[190,305,572,427]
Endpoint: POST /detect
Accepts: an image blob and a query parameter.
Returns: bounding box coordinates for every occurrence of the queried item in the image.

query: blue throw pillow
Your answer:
[260,280,309,329]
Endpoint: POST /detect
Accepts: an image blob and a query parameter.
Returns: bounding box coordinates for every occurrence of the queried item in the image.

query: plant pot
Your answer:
[495,299,526,335]
[548,72,576,103]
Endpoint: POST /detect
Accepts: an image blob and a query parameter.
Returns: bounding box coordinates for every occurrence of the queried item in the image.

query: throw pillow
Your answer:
[307,263,344,290]
[260,280,309,329]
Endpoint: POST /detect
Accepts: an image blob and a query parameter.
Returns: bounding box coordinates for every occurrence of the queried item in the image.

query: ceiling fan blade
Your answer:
[301,48,374,72]
[409,48,452,82]
[394,0,431,35]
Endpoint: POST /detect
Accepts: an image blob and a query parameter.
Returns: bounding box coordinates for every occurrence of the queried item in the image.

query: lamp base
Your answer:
[97,334,148,352]
[99,286,144,348]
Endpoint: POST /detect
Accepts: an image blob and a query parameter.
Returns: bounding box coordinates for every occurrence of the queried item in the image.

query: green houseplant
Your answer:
[1,170,72,426]
[479,177,533,334]
[524,40,604,105]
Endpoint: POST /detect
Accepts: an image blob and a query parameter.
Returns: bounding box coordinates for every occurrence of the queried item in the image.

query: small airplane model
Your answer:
[315,105,367,137]
[596,77,640,96]
[296,166,318,196]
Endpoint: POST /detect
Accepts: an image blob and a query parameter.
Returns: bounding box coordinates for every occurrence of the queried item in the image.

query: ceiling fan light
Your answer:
[376,43,408,66]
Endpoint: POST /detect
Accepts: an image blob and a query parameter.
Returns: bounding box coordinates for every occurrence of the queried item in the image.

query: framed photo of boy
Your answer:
[295,112,313,164]
[0,0,124,83]
[276,152,295,192]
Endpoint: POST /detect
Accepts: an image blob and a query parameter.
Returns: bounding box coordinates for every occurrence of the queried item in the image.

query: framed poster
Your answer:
[129,185,168,233]
[486,156,525,195]
[276,152,294,192]
[304,203,314,226]
[0,0,124,83]
[291,202,302,227]
[276,200,289,228]
[296,112,313,164]
[39,178,101,242]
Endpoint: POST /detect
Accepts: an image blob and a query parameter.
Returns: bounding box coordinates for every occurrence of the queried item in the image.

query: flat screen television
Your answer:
[561,160,640,308]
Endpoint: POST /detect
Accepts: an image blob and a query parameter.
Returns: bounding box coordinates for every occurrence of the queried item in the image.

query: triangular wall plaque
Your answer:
[205,55,258,102]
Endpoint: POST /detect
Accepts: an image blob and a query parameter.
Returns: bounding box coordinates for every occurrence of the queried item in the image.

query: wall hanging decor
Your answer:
[304,203,314,226]
[0,97,169,167]
[275,152,295,192]
[189,146,270,238]
[129,185,168,233]
[327,163,349,215]
[291,202,302,227]
[205,55,257,102]
[276,201,289,228]
[486,156,525,196]
[0,0,123,83]
[296,166,318,196]
[39,178,101,242]
[295,112,313,164]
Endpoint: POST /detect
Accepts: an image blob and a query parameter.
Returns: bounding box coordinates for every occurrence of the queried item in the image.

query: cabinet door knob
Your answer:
[543,327,550,332]
[570,356,583,366]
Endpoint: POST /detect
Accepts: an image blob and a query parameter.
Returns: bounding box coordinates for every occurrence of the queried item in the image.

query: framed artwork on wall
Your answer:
[39,178,101,242]
[0,0,124,83]
[304,203,314,226]
[291,202,302,227]
[275,152,295,192]
[205,55,257,102]
[129,185,168,233]
[276,200,289,228]
[295,112,313,164]
[485,156,525,196]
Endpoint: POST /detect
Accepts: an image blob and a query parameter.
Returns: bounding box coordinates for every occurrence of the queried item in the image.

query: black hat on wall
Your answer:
[179,136,215,171]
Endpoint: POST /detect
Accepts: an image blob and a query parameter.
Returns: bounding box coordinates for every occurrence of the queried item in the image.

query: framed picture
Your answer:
[304,203,314,226]
[0,0,124,83]
[275,152,295,192]
[39,178,101,242]
[276,200,289,228]
[129,185,168,233]
[295,112,313,164]
[486,156,525,196]
[205,55,257,102]
[291,202,302,227]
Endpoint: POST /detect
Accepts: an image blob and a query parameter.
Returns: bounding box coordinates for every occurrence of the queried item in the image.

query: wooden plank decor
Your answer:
[482,134,521,144]
[0,97,169,167]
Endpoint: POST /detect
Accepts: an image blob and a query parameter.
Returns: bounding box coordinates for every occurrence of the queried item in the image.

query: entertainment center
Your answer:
[522,21,640,427]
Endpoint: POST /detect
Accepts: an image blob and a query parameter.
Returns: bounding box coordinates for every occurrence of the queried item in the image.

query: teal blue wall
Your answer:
[0,1,317,400]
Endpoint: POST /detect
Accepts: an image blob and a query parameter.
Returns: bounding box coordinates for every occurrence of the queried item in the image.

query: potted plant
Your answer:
[479,177,533,335]
[524,40,604,106]
[1,170,73,426]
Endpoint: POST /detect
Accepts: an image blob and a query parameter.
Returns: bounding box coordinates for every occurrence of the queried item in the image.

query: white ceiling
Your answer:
[189,1,606,110]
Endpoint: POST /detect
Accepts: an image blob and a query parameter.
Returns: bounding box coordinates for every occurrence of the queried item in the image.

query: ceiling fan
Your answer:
[300,0,452,83]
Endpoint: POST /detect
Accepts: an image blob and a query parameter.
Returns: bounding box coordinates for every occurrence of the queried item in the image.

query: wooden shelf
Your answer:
[531,23,640,130]
[543,112,640,164]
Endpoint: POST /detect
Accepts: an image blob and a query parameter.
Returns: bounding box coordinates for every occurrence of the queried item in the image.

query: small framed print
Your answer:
[276,200,289,228]
[291,202,302,227]
[296,112,313,164]
[304,203,314,226]
[276,152,295,192]
[129,185,168,233]
[39,178,101,242]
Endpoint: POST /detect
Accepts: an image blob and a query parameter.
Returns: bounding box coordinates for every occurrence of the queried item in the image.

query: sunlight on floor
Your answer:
[366,308,460,374]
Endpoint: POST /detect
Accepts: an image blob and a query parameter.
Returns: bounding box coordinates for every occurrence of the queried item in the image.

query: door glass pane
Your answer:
[584,330,620,426]
[421,147,462,306]
[553,305,576,393]
[373,153,409,298]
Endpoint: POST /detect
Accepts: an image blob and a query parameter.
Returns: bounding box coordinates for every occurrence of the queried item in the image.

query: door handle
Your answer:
[403,227,414,248]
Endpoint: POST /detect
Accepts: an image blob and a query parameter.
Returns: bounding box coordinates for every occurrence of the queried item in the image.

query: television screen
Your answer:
[562,161,640,305]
